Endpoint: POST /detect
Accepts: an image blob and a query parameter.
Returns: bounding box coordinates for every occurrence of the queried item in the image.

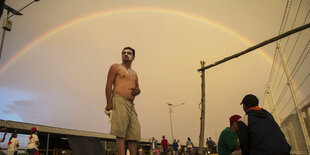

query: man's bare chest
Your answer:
[117,68,136,81]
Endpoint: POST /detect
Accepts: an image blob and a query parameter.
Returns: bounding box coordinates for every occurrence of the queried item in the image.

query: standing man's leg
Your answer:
[128,141,137,155]
[116,138,126,155]
[164,147,168,155]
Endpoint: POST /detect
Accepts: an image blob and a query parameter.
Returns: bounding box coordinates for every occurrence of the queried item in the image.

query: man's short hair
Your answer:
[240,94,259,108]
[122,47,135,57]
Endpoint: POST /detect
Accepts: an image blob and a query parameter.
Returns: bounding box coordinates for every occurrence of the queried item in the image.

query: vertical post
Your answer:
[168,105,174,141]
[305,108,310,128]
[265,83,281,125]
[199,61,206,155]
[277,41,310,153]
[105,140,107,151]
[46,133,50,155]
[0,10,8,60]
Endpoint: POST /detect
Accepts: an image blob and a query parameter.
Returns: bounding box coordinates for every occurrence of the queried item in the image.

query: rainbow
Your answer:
[0,7,273,74]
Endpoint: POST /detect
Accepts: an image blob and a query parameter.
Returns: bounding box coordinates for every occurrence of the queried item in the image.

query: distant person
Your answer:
[218,115,241,155]
[0,126,7,142]
[177,139,182,154]
[186,137,194,154]
[186,137,193,149]
[206,138,210,153]
[161,135,168,155]
[210,137,215,153]
[154,147,159,155]
[105,47,141,155]
[208,137,216,153]
[7,131,19,155]
[138,146,143,155]
[149,137,158,155]
[26,127,40,155]
[237,94,291,155]
[172,139,178,155]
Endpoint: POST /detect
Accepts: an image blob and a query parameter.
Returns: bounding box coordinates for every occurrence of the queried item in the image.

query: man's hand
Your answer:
[104,109,112,116]
[104,108,113,124]
[105,104,113,111]
[130,87,140,96]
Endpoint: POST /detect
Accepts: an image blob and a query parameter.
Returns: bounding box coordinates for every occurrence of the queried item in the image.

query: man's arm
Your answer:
[34,135,39,145]
[105,64,118,110]
[16,139,19,147]
[131,74,140,96]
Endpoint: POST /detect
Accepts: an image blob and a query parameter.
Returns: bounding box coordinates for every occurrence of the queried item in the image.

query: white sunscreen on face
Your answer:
[127,54,133,60]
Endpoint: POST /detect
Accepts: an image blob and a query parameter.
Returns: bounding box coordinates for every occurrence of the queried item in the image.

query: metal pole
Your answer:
[0,10,8,60]
[46,133,50,155]
[8,0,37,19]
[277,42,310,153]
[265,83,281,125]
[167,103,184,142]
[168,105,174,141]
[198,61,206,155]
[198,23,310,72]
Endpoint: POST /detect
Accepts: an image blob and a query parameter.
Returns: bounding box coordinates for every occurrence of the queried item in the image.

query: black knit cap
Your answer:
[240,94,259,107]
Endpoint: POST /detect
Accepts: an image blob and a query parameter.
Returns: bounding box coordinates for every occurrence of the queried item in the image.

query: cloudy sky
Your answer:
[0,0,287,145]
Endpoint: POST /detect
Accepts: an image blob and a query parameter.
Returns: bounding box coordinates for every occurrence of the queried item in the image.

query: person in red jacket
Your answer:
[161,135,168,155]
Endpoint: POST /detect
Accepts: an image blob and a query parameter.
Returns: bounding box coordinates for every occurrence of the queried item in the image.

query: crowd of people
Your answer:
[148,136,190,155]
[145,136,215,155]
[0,126,40,155]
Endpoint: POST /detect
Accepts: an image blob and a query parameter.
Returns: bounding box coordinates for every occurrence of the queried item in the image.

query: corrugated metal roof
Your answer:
[0,120,149,143]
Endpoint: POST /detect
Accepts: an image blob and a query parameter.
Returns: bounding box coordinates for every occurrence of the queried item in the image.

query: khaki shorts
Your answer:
[110,94,141,140]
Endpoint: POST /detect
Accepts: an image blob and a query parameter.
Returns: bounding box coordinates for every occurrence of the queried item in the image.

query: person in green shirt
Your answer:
[218,115,241,155]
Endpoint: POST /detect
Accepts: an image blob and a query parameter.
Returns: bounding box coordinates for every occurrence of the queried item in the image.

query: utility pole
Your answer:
[198,61,206,155]
[167,103,174,141]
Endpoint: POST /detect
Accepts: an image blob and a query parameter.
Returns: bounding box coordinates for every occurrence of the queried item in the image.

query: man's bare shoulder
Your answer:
[109,63,120,70]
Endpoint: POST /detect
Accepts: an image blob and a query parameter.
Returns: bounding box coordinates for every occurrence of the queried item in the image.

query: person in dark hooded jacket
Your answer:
[237,94,291,155]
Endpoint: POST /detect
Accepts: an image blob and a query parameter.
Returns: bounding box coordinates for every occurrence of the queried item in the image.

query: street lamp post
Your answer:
[0,4,22,60]
[0,0,40,61]
[167,102,185,141]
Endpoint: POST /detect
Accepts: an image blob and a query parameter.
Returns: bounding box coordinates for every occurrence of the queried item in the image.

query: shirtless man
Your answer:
[105,47,141,155]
